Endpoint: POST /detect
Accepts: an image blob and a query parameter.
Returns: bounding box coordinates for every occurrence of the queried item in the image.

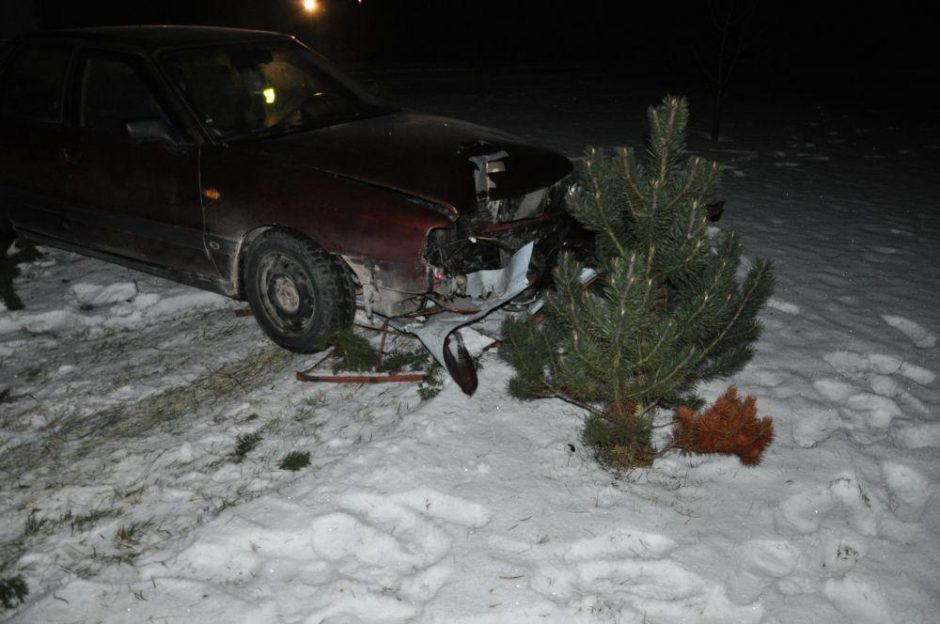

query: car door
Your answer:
[0,41,77,243]
[63,49,216,278]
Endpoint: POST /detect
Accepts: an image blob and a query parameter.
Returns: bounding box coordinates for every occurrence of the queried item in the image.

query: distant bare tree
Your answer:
[692,0,762,142]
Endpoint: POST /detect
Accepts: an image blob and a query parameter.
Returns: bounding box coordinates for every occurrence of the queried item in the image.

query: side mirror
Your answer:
[125,118,182,146]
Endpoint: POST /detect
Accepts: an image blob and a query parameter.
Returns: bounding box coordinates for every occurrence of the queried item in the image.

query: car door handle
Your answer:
[61,147,83,165]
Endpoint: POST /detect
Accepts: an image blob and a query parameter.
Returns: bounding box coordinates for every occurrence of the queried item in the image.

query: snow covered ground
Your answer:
[2,68,938,623]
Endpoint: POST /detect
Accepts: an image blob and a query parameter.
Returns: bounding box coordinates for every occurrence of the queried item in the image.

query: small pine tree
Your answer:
[501,96,774,469]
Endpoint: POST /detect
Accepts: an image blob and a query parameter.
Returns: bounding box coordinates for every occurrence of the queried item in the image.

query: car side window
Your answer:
[79,56,170,136]
[0,43,72,123]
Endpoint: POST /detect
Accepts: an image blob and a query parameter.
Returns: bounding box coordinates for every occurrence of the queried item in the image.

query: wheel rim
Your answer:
[257,252,317,335]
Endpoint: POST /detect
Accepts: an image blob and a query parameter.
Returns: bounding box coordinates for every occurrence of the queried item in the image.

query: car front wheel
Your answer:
[244,230,355,353]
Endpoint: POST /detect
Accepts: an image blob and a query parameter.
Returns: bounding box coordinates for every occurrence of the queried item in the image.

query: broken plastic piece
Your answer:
[468,149,509,200]
[391,242,534,396]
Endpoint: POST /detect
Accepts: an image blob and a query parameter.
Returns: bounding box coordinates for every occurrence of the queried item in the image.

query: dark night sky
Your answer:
[2,1,936,103]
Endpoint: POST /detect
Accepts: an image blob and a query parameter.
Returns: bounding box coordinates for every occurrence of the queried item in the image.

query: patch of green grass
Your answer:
[378,349,430,372]
[70,509,121,534]
[113,520,150,550]
[112,485,146,504]
[23,510,50,537]
[231,431,262,463]
[320,330,381,372]
[279,450,311,471]
[304,391,328,407]
[319,329,431,375]
[418,362,445,400]
[0,575,29,610]
[1,346,292,481]
[203,483,262,517]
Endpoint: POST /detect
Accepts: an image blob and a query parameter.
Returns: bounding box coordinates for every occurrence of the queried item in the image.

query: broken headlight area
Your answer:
[425,173,574,278]
[425,212,573,299]
[476,176,570,224]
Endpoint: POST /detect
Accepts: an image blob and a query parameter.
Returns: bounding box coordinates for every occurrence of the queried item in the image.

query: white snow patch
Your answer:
[823,577,894,624]
[726,540,799,604]
[824,350,935,386]
[71,281,139,306]
[881,314,937,348]
[775,474,879,536]
[766,298,801,314]
[562,528,676,562]
[882,461,932,522]
[891,423,940,449]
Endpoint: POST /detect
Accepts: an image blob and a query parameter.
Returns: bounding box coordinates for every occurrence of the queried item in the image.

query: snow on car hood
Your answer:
[241,112,573,215]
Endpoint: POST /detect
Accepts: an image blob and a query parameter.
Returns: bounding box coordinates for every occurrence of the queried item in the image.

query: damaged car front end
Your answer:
[0,26,578,394]
[348,142,577,395]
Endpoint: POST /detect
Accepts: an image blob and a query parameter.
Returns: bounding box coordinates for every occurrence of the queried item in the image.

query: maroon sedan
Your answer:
[0,26,573,354]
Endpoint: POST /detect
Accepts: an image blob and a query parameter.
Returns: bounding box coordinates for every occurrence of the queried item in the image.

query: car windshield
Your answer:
[160,40,392,142]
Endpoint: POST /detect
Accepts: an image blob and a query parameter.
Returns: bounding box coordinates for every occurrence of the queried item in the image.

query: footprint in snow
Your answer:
[726,540,799,605]
[791,406,841,448]
[774,473,880,536]
[820,351,934,443]
[527,529,764,623]
[839,392,903,445]
[823,350,934,388]
[823,576,894,624]
[881,461,932,522]
[881,314,937,348]
[811,372,930,446]
[307,488,492,606]
[813,378,859,403]
[811,376,900,444]
[891,422,940,449]
[820,534,867,576]
[71,281,139,308]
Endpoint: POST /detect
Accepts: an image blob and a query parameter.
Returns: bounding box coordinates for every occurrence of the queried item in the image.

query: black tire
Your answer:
[243,230,356,353]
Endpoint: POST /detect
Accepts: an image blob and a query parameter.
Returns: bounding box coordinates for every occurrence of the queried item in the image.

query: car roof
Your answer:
[25,25,289,51]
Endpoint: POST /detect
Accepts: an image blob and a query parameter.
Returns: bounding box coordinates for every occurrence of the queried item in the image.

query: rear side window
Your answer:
[79,56,168,135]
[0,43,72,123]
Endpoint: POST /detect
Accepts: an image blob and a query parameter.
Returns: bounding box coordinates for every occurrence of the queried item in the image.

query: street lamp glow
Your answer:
[302,0,318,13]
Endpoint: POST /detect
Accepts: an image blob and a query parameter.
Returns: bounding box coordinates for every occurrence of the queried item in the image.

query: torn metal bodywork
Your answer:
[389,242,535,395]
[342,146,574,319]
[351,148,575,393]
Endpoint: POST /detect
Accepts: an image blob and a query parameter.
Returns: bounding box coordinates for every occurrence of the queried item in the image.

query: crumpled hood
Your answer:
[237,112,573,215]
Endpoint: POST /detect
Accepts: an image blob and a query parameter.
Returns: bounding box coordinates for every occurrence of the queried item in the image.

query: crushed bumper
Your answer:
[389,242,534,395]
